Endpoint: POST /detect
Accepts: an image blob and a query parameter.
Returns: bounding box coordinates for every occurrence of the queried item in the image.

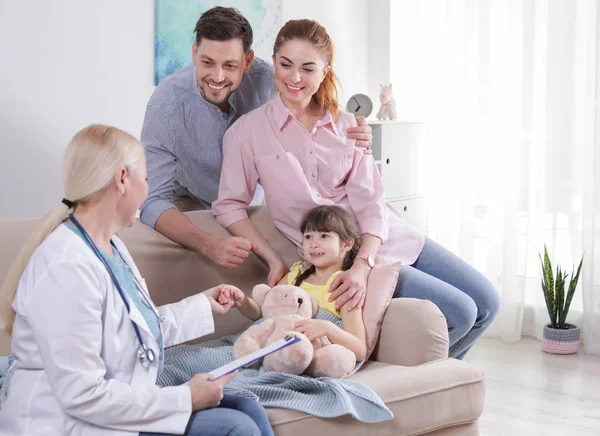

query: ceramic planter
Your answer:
[542,323,580,354]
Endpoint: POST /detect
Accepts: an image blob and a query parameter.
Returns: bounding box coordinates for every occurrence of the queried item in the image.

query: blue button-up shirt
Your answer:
[139,58,276,228]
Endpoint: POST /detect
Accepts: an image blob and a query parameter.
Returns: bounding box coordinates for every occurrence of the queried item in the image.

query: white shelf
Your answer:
[370,122,428,233]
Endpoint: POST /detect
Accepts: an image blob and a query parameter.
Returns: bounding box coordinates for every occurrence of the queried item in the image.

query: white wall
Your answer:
[0,0,155,219]
[367,0,391,109]
[0,0,369,219]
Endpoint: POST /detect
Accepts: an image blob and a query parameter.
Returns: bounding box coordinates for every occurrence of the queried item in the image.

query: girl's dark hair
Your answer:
[194,7,253,54]
[273,19,340,120]
[294,206,361,287]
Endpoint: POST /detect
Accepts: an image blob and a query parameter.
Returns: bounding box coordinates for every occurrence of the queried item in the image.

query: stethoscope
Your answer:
[68,214,159,365]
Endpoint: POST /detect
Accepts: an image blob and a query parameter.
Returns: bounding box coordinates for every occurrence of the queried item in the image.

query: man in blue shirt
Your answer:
[140,7,372,270]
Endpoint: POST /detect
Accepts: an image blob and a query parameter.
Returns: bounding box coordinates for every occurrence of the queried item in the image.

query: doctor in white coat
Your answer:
[0,125,273,436]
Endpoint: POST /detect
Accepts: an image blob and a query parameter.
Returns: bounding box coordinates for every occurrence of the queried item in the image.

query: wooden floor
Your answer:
[464,338,600,436]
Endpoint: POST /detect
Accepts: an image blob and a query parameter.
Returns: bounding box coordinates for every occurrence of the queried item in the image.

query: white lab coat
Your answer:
[0,224,215,436]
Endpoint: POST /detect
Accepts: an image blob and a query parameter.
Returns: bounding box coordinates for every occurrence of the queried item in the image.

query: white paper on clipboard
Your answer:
[209,334,302,380]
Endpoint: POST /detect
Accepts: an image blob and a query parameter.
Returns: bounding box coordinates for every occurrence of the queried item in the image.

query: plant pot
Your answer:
[542,323,580,354]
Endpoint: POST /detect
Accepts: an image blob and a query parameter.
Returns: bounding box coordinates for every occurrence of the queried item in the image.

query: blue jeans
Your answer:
[141,395,274,436]
[394,238,501,359]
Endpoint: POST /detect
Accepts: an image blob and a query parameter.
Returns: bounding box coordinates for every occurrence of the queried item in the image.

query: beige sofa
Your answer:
[0,207,485,435]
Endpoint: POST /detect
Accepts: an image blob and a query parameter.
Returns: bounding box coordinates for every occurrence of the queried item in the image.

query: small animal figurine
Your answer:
[376,83,397,121]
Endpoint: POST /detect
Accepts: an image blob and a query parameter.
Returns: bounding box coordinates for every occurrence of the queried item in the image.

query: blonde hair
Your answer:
[0,124,143,335]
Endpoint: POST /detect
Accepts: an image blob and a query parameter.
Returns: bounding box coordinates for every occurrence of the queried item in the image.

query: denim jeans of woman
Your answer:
[394,238,501,359]
[141,394,273,436]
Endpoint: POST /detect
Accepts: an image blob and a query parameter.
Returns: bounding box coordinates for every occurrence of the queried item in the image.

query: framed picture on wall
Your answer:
[155,0,282,85]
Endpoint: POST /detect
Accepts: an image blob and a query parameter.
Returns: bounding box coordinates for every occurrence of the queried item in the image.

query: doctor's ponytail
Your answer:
[0,125,143,335]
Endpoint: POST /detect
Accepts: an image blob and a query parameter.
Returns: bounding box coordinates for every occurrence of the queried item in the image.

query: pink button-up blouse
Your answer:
[213,95,424,266]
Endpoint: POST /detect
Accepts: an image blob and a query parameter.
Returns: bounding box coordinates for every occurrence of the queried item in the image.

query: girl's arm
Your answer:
[330,306,367,361]
[236,296,262,321]
[296,309,367,361]
[216,285,263,321]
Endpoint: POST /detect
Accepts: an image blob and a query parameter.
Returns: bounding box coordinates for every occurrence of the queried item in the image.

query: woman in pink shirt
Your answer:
[213,19,500,359]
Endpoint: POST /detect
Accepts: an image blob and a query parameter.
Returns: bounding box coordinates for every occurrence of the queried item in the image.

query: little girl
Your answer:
[219,205,367,362]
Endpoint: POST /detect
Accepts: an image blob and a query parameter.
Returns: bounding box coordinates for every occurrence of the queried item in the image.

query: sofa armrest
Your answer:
[370,298,449,366]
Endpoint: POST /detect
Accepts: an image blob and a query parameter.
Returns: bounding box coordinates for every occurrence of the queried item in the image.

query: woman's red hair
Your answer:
[273,19,340,120]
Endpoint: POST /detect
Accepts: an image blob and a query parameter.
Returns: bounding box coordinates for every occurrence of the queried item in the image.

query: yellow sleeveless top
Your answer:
[288,262,342,318]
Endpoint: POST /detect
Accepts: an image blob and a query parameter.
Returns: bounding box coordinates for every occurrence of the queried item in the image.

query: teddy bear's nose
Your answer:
[297,297,303,305]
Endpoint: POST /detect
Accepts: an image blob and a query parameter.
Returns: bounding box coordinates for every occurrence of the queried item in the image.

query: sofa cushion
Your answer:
[266,359,485,436]
[363,261,400,359]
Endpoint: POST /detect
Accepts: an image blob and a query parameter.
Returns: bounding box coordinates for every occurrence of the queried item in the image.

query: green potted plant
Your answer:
[539,245,583,354]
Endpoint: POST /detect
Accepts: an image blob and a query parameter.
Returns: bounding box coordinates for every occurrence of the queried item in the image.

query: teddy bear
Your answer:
[232,283,357,378]
[376,83,397,121]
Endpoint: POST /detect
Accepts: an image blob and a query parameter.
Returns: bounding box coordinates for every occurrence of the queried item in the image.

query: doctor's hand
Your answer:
[189,371,237,411]
[204,284,244,315]
[217,285,245,310]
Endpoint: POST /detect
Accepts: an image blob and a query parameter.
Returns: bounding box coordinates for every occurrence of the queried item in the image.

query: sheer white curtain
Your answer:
[389,0,600,354]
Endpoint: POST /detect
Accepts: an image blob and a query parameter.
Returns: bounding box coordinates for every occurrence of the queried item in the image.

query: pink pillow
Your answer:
[362,262,401,359]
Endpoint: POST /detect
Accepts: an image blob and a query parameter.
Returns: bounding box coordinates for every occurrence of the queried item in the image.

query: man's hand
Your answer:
[347,116,373,154]
[208,236,257,269]
[204,284,244,315]
[295,319,332,341]
[328,263,370,311]
[189,371,237,411]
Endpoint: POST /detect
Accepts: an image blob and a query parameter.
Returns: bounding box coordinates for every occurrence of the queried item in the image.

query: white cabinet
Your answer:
[369,121,428,234]
[389,197,428,235]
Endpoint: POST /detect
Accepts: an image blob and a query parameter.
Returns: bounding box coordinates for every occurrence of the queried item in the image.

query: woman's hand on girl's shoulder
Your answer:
[327,264,369,312]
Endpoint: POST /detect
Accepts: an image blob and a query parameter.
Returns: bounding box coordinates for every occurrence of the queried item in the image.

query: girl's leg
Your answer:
[395,238,500,359]
[140,406,261,436]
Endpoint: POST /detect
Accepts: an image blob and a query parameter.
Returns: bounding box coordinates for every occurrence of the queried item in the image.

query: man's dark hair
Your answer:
[194,7,253,53]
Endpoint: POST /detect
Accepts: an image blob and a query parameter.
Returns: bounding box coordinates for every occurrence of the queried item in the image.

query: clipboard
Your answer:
[209,334,302,380]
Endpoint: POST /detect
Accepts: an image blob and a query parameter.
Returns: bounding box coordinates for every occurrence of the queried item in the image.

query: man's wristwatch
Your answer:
[356,254,375,269]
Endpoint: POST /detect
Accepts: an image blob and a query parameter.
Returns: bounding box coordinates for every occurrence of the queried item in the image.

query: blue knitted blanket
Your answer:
[0,355,9,393]
[157,309,393,423]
